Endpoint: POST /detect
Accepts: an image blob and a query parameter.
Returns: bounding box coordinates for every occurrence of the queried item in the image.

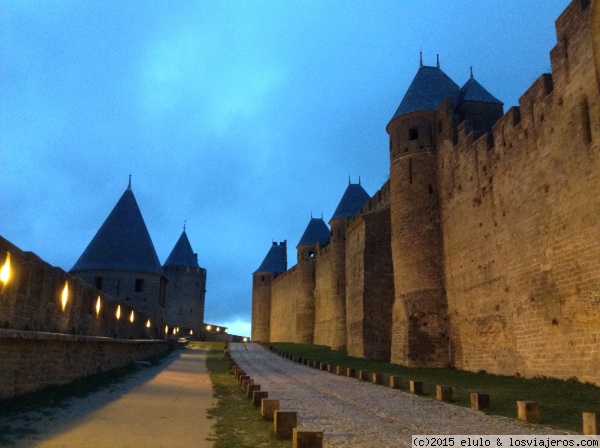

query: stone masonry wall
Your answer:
[270,266,298,342]
[438,0,600,383]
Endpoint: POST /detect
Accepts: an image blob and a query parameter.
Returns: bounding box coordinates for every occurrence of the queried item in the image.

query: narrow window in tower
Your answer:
[409,159,413,184]
[179,308,182,315]
[409,128,419,140]
[581,96,592,143]
[135,278,144,292]
[261,275,265,282]
[95,276,103,290]
[428,184,434,194]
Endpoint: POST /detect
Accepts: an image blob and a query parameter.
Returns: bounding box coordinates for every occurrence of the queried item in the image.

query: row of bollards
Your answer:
[268,346,600,436]
[225,344,324,447]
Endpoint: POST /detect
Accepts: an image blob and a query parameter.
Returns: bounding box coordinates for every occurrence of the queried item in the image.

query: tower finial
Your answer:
[127,174,132,191]
[311,211,313,219]
[436,54,440,68]
[358,175,361,185]
[348,175,351,185]
[183,220,186,231]
[470,66,474,79]
[419,50,423,67]
[321,212,323,219]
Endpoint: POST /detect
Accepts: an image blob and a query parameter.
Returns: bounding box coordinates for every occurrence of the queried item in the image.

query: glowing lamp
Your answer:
[0,252,11,285]
[189,329,193,335]
[146,319,151,328]
[206,325,212,331]
[216,327,220,332]
[129,310,134,323]
[61,281,69,311]
[165,325,169,334]
[116,305,121,320]
[224,328,228,333]
[95,296,101,317]
[243,337,248,342]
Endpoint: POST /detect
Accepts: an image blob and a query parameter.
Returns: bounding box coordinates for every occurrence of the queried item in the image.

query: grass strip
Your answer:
[271,342,600,433]
[193,341,288,448]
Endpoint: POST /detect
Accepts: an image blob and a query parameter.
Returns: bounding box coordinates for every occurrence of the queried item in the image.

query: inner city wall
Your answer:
[253,0,600,385]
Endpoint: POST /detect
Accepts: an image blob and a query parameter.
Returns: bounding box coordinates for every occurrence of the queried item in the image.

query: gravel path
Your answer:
[230,343,572,447]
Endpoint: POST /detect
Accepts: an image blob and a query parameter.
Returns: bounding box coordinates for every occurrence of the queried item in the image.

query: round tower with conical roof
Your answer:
[70,180,167,335]
[251,241,287,342]
[386,58,454,367]
[162,228,207,330]
[296,217,330,343]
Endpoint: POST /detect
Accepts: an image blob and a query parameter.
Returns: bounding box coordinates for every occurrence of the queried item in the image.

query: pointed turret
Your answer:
[330,183,370,221]
[71,184,162,275]
[70,181,166,329]
[163,227,206,330]
[455,69,504,136]
[254,241,287,274]
[164,229,199,268]
[390,64,460,121]
[297,218,330,248]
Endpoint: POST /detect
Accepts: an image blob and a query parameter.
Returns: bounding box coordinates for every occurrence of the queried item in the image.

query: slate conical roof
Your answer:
[254,242,287,274]
[456,75,503,107]
[331,183,370,221]
[297,218,330,247]
[71,185,163,275]
[391,65,460,120]
[164,229,199,268]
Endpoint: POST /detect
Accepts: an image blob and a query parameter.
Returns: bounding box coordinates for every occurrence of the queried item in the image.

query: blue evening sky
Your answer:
[0,1,569,336]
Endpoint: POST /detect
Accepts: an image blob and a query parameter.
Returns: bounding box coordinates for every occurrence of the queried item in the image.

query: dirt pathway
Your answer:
[4,348,215,448]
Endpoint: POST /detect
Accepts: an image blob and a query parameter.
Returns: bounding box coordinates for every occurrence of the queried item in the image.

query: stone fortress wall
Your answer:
[253,0,600,385]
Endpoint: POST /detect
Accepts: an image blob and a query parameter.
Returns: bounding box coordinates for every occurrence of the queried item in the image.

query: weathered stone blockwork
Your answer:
[253,0,600,384]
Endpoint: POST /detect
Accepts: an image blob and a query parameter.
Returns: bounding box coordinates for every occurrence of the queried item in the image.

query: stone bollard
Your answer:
[336,366,345,375]
[583,412,600,435]
[347,368,356,378]
[359,370,370,381]
[247,383,261,399]
[312,360,319,368]
[320,363,328,371]
[274,410,297,439]
[390,376,401,389]
[293,428,324,448]
[436,385,453,402]
[327,364,335,374]
[262,399,280,421]
[517,401,540,423]
[470,392,490,411]
[410,381,424,395]
[253,390,268,407]
[372,373,384,385]
[297,357,304,364]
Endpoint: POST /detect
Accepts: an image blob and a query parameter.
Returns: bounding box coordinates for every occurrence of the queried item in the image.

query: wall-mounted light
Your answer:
[189,329,193,335]
[216,327,220,332]
[243,337,248,342]
[129,310,134,323]
[165,325,169,334]
[95,296,101,318]
[224,328,228,334]
[206,325,212,331]
[0,252,11,285]
[61,281,69,312]
[146,319,151,328]
[116,305,121,320]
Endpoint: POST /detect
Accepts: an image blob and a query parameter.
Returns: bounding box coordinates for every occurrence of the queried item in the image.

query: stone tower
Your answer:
[296,217,330,343]
[251,241,287,342]
[70,180,166,332]
[386,59,457,367]
[163,228,206,329]
[314,182,370,350]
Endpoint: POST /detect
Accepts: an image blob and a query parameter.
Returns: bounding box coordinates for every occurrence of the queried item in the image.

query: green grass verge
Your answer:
[271,342,600,433]
[190,341,288,448]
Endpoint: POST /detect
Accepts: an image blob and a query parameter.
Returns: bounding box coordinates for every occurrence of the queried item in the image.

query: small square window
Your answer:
[409,128,419,140]
[135,278,144,292]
